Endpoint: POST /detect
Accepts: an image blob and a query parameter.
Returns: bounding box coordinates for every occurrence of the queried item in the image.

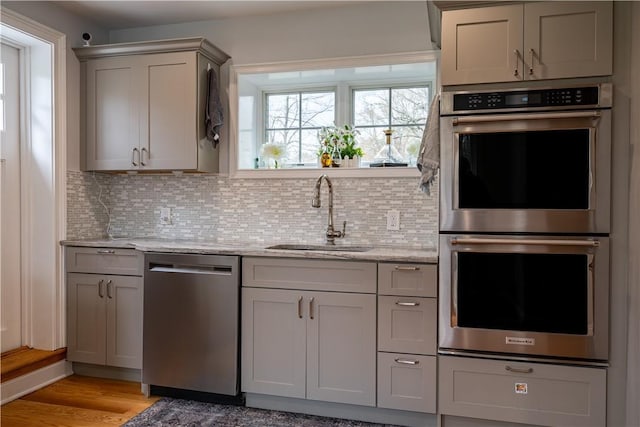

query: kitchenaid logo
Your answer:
[506,337,535,346]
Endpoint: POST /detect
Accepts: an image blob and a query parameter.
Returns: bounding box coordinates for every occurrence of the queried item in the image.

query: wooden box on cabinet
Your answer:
[438,355,607,427]
[66,247,143,369]
[441,2,612,85]
[74,38,230,172]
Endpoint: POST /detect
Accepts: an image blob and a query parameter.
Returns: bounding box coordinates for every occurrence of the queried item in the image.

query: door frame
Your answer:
[0,7,67,351]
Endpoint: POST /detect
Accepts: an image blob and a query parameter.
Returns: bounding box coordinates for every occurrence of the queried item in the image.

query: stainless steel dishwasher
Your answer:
[143,253,240,396]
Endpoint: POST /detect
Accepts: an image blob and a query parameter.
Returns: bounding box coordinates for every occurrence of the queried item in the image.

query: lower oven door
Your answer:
[439,234,609,361]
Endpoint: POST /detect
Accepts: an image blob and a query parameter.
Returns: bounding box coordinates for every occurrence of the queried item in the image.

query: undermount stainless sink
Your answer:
[266,244,372,252]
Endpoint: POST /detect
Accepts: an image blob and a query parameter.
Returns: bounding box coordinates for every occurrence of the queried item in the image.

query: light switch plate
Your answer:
[160,207,172,225]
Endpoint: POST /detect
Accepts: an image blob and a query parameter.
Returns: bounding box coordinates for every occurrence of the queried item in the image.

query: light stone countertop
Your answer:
[61,238,438,263]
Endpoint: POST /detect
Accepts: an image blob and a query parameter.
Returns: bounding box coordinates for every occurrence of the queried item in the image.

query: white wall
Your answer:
[2,1,108,171]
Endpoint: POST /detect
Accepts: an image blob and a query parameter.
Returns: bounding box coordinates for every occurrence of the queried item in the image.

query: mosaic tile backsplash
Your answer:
[67,171,439,249]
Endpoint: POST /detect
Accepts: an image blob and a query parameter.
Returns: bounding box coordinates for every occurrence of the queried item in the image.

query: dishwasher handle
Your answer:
[148,263,233,275]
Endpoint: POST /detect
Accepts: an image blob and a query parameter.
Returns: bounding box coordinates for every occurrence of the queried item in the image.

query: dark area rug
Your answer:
[123,397,399,427]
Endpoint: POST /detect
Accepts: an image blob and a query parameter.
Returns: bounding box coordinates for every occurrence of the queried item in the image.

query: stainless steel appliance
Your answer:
[143,253,240,396]
[439,234,609,361]
[440,83,612,234]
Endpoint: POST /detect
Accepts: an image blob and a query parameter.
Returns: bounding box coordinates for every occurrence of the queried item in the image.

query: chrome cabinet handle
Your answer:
[132,148,139,166]
[297,296,303,319]
[529,48,535,76]
[506,365,533,374]
[394,265,420,271]
[396,301,420,307]
[106,280,113,299]
[97,249,115,254]
[141,147,148,166]
[513,49,520,77]
[309,297,315,320]
[98,279,104,298]
[395,358,419,365]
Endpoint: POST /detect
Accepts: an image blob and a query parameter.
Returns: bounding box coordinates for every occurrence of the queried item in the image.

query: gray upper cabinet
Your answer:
[441,2,612,85]
[75,38,230,172]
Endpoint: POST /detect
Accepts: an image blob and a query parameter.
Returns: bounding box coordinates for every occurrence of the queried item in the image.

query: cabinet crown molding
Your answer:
[73,37,230,65]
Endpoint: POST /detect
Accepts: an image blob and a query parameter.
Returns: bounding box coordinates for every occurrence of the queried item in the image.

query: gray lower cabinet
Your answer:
[66,247,143,369]
[241,257,377,407]
[377,262,438,414]
[438,355,607,427]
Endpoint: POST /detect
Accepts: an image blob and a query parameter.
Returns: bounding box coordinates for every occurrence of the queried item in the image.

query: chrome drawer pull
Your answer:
[98,279,104,298]
[396,301,420,307]
[395,358,419,365]
[106,280,113,299]
[513,49,519,77]
[505,366,533,374]
[309,297,315,320]
[297,296,303,319]
[394,266,420,271]
[132,148,139,166]
[97,249,116,254]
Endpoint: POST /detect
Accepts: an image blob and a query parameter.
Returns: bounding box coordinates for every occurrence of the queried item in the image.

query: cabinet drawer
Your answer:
[66,247,143,276]
[378,263,436,297]
[438,355,606,427]
[242,257,376,293]
[378,296,436,355]
[377,352,436,413]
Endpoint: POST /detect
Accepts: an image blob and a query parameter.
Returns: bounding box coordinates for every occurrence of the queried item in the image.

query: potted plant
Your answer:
[318,125,363,168]
[261,143,285,168]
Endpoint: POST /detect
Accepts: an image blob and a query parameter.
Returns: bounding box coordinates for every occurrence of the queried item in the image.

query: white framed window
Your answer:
[230,52,438,178]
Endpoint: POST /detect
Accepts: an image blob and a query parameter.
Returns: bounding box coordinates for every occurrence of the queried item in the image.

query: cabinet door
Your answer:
[241,288,306,398]
[306,291,376,406]
[105,276,142,369]
[139,52,198,170]
[441,4,523,85]
[67,273,106,365]
[524,2,612,80]
[86,56,139,171]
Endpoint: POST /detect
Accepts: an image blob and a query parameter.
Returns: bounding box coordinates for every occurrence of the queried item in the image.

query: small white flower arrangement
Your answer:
[261,143,285,168]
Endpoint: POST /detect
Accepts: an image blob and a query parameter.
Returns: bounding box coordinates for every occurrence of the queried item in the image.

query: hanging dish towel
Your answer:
[205,68,223,148]
[417,94,440,195]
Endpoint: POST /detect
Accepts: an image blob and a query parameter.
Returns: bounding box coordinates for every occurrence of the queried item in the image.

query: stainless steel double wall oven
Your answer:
[439,83,611,362]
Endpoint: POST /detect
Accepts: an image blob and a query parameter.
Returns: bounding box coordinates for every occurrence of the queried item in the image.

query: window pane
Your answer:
[392,87,429,125]
[354,89,389,126]
[267,94,299,128]
[301,92,335,127]
[301,129,321,164]
[391,125,423,166]
[356,127,387,163]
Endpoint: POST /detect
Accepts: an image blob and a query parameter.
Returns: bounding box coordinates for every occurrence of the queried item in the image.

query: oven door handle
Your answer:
[451,237,599,247]
[451,111,600,125]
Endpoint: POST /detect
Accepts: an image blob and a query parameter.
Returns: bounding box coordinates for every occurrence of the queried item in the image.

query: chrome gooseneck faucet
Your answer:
[312,174,346,245]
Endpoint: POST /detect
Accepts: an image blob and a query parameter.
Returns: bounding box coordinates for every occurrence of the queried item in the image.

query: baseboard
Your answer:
[245,393,437,427]
[71,362,141,382]
[0,360,72,405]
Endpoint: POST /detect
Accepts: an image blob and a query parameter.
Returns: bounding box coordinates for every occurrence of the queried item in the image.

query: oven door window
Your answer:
[457,129,590,209]
[455,252,589,335]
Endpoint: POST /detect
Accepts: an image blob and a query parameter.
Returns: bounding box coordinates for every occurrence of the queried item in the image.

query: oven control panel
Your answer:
[452,86,601,112]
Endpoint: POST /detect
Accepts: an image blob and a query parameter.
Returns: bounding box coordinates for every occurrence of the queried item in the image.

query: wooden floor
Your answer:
[1,347,67,383]
[0,375,159,427]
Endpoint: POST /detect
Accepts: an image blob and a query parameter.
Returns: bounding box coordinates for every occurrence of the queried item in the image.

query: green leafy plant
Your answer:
[318,125,363,159]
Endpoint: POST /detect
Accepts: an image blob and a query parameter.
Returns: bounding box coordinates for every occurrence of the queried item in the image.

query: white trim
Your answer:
[229,51,439,179]
[1,7,67,350]
[0,360,73,405]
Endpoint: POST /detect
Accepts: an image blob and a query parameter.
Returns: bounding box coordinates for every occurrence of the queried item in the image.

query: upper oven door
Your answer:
[440,109,611,233]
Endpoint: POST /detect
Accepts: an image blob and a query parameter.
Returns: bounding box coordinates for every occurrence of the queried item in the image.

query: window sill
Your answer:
[230,166,421,179]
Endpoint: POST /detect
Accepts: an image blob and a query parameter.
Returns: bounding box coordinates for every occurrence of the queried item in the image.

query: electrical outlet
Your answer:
[160,207,172,225]
[387,210,400,231]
